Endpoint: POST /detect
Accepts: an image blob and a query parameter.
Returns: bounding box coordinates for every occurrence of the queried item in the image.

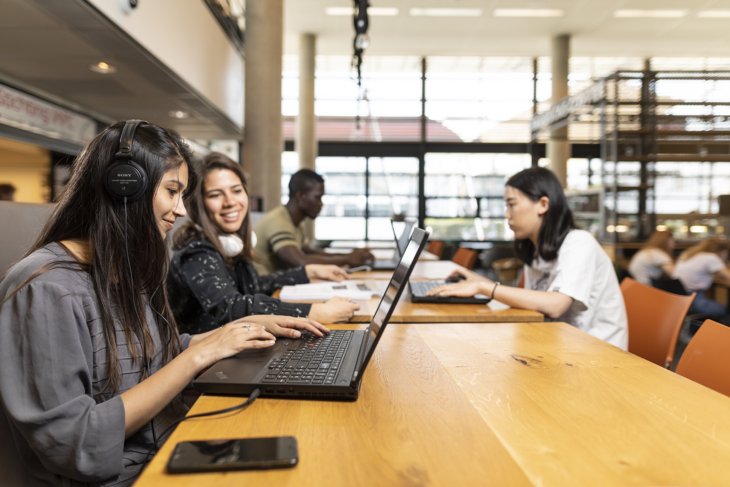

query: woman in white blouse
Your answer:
[673,237,730,318]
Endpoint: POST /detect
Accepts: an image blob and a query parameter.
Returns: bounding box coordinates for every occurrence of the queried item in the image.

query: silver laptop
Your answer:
[193,227,430,401]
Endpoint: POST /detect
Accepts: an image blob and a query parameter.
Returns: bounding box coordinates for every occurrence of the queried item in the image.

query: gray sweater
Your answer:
[0,243,191,486]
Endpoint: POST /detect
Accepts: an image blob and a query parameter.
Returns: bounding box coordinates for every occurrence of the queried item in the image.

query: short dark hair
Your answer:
[288,169,324,197]
[506,167,575,265]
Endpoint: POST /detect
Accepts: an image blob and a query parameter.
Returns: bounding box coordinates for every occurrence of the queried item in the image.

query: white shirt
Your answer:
[628,248,672,285]
[524,229,628,350]
[673,252,726,292]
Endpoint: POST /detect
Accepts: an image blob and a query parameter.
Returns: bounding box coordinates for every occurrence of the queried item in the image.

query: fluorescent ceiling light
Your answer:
[493,8,564,18]
[325,7,398,16]
[697,10,730,18]
[614,9,687,18]
[409,8,483,17]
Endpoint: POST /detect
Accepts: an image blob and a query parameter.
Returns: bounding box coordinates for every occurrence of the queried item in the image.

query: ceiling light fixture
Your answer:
[326,7,397,16]
[168,110,189,119]
[493,8,564,18]
[613,9,687,18]
[89,61,117,74]
[697,10,730,18]
[409,8,482,17]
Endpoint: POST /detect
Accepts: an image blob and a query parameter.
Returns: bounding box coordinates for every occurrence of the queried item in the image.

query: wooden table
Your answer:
[329,259,543,323]
[136,322,730,486]
[348,259,461,280]
[350,293,543,323]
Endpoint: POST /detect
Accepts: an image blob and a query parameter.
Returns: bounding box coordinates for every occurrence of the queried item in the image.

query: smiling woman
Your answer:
[168,152,358,335]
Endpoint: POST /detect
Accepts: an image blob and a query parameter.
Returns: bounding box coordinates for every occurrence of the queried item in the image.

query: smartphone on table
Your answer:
[166,436,298,474]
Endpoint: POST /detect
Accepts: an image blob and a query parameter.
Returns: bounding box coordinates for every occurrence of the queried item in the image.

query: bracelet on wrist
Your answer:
[491,281,501,299]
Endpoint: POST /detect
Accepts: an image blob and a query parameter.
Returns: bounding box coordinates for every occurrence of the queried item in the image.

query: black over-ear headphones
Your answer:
[105,119,149,201]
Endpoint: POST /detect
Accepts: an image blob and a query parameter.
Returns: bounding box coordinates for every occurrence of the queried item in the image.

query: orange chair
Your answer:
[676,319,730,396]
[451,247,478,269]
[620,277,695,368]
[426,239,445,259]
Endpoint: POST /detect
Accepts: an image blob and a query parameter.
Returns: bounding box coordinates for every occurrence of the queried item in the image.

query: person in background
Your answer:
[168,153,359,334]
[427,167,628,349]
[254,169,374,274]
[628,229,676,285]
[673,237,730,318]
[0,121,325,486]
[0,183,16,201]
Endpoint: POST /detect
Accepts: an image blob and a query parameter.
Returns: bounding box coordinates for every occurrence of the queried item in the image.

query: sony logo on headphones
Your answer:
[117,173,133,177]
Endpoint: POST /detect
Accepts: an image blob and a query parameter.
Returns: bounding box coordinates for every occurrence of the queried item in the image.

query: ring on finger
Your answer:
[244,324,251,331]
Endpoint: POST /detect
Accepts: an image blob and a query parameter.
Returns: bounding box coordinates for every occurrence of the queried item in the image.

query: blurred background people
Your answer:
[628,229,675,285]
[673,237,730,318]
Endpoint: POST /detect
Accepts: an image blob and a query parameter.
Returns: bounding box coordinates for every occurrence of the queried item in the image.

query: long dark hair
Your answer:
[174,152,253,262]
[507,167,575,265]
[26,121,196,392]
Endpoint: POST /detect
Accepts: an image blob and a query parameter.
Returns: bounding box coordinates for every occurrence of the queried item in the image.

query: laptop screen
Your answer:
[391,219,415,258]
[352,227,428,380]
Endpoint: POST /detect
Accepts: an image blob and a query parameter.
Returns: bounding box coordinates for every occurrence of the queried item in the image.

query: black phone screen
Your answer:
[166,436,298,474]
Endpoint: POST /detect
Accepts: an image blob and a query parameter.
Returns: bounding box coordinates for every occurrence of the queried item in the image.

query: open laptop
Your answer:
[394,229,491,305]
[193,227,430,401]
[368,219,416,270]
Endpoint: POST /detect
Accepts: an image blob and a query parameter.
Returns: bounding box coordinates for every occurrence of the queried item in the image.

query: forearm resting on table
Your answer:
[491,284,573,319]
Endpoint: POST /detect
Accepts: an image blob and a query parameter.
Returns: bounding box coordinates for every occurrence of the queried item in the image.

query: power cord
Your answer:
[126,388,261,468]
[155,388,261,444]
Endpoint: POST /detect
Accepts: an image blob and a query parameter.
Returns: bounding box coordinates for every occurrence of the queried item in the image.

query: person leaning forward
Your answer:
[254,169,374,274]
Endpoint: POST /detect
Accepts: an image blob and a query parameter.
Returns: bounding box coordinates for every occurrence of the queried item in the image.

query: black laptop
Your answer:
[396,230,491,305]
[193,227,430,401]
[368,219,416,270]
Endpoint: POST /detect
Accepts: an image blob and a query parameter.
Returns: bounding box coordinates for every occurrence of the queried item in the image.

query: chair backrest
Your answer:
[451,247,478,269]
[676,319,730,396]
[620,277,695,368]
[426,239,445,259]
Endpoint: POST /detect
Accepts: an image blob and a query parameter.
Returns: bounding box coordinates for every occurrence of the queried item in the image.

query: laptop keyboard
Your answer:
[262,330,354,385]
[410,280,445,296]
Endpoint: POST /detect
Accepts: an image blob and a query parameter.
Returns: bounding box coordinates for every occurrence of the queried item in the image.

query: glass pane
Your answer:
[426,57,535,142]
[315,217,365,240]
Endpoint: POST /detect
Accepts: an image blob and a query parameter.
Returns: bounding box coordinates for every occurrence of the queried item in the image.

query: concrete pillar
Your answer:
[548,34,570,188]
[297,33,317,171]
[244,0,283,211]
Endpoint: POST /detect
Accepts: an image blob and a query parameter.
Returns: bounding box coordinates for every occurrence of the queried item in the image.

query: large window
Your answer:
[424,153,530,240]
[283,54,730,243]
[425,57,536,143]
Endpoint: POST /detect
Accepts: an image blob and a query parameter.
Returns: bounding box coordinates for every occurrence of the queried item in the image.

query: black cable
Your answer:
[155,388,261,444]
[126,389,261,468]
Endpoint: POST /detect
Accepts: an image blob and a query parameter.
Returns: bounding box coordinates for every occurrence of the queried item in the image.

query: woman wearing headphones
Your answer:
[0,121,326,486]
[168,152,359,334]
[428,167,628,349]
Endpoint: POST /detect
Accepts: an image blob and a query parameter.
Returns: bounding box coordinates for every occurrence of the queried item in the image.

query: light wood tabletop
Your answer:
[349,293,543,323]
[136,322,730,486]
[302,259,543,323]
[348,259,461,280]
